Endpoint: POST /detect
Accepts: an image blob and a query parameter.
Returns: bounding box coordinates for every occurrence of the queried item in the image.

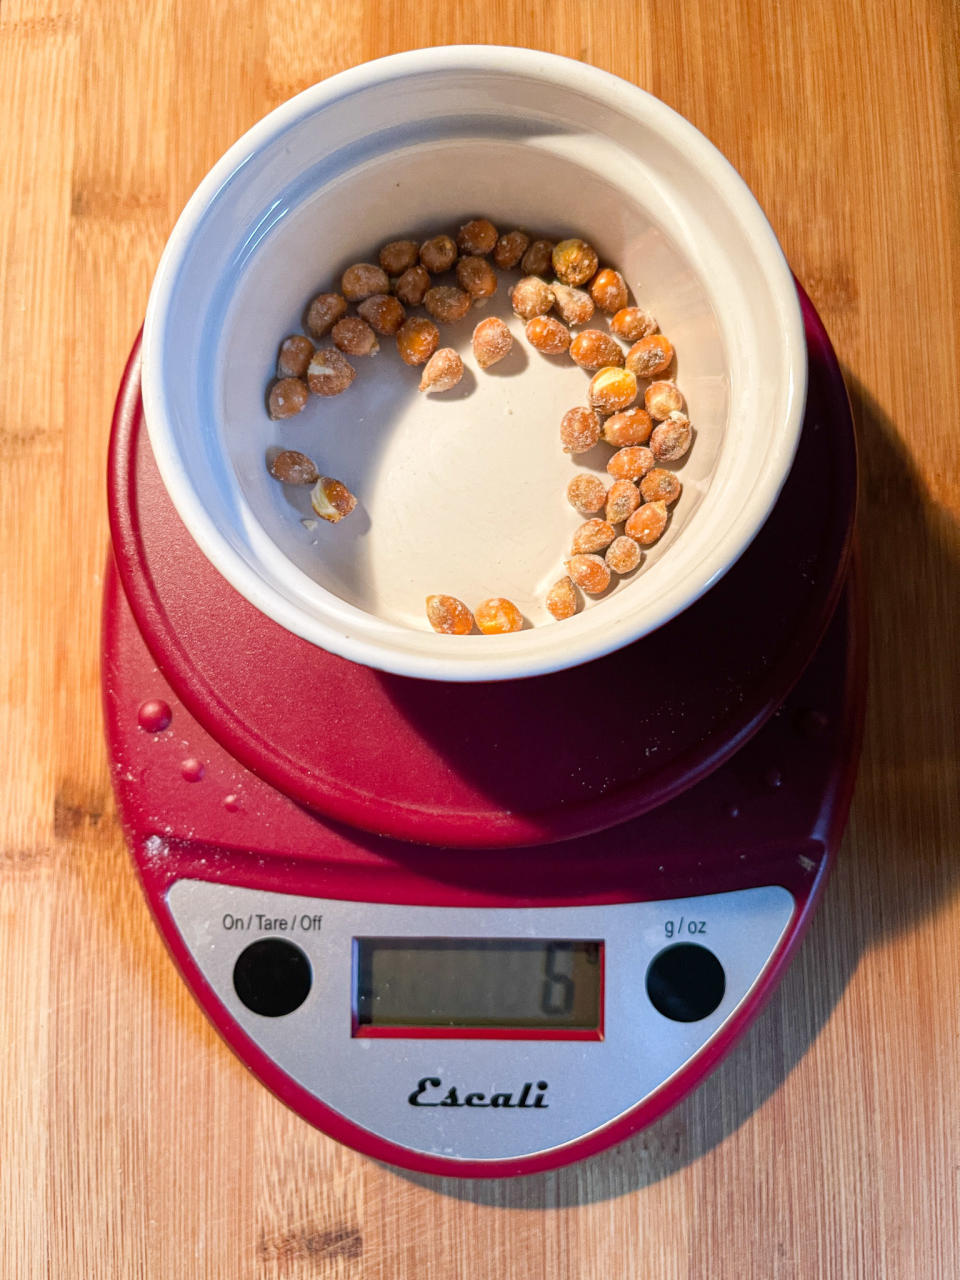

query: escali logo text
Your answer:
[408,1077,549,1109]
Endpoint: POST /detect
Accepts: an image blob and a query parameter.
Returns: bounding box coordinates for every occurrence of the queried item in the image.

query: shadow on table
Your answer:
[393,372,960,1206]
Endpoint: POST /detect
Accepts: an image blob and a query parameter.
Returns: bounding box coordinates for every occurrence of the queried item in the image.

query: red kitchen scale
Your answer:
[103,290,864,1178]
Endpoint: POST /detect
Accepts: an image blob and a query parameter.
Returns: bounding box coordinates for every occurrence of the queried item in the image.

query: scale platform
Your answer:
[103,291,864,1177]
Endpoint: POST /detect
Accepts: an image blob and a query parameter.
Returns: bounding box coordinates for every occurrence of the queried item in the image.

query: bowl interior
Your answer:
[145,54,804,679]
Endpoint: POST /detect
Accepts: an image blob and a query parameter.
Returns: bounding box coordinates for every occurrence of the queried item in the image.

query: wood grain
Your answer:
[2,0,958,1275]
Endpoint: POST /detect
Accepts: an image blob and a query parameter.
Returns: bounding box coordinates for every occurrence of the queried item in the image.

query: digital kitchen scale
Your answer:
[102,291,864,1177]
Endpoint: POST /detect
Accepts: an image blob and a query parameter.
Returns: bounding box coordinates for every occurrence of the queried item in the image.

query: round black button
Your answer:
[232,938,312,1017]
[645,943,725,1022]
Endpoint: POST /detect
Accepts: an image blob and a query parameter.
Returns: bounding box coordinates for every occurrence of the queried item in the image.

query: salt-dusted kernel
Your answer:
[419,347,464,393]
[589,268,629,314]
[626,333,675,379]
[560,406,602,454]
[457,218,498,255]
[605,534,642,574]
[332,316,378,356]
[426,594,474,635]
[644,380,684,420]
[610,307,657,342]
[396,317,440,366]
[420,235,458,273]
[511,276,555,320]
[552,238,599,286]
[472,316,513,369]
[565,553,611,595]
[358,293,406,335]
[305,292,347,339]
[569,330,624,370]
[566,472,607,515]
[551,282,595,326]
[475,597,524,634]
[307,348,356,396]
[625,500,668,545]
[268,449,319,485]
[277,334,315,378]
[341,263,390,301]
[606,445,654,482]
[311,476,357,523]
[640,468,682,505]
[588,366,638,414]
[650,413,693,462]
[456,255,498,298]
[424,285,472,323]
[493,230,530,269]
[378,239,420,275]
[525,315,571,355]
[605,478,641,524]
[394,265,431,306]
[268,377,308,419]
[521,238,554,276]
[546,576,580,620]
[571,518,616,554]
[601,407,653,447]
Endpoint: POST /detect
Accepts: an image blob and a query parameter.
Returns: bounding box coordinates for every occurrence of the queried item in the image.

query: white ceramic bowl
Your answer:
[142,46,806,683]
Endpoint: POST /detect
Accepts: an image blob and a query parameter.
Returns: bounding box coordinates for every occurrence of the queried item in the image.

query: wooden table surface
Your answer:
[3,0,958,1275]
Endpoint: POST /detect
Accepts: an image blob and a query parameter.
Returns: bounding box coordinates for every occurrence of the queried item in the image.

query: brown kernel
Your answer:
[475,597,524,634]
[457,218,498,256]
[341,262,390,301]
[650,414,693,462]
[605,535,642,574]
[625,501,668,545]
[311,476,357,523]
[566,472,607,515]
[394,264,431,306]
[589,268,629,314]
[419,347,464,393]
[268,377,309,419]
[588,366,638,414]
[571,518,616,555]
[511,276,555,320]
[306,348,356,396]
[305,292,347,339]
[396,317,440,366]
[420,235,458,273]
[426,594,474,635]
[605,478,641,524]
[332,316,378,356]
[610,307,657,342]
[551,282,595,326]
[493,230,530,269]
[552,238,599,286]
[560,406,602,454]
[472,316,513,369]
[644,380,684,419]
[607,445,654,481]
[424,285,472,323]
[546,576,579,620]
[566,553,611,595]
[569,330,624,370]
[277,334,315,378]
[626,333,674,379]
[520,239,554,276]
[357,294,406,336]
[456,255,498,298]
[601,407,653,447]
[378,239,420,275]
[525,315,571,355]
[268,449,319,485]
[640,468,682,505]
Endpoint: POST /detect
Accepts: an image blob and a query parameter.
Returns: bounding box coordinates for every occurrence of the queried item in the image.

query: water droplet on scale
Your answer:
[180,758,204,782]
[138,699,172,732]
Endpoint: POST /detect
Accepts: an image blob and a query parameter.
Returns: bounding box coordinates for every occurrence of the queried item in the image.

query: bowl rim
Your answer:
[142,44,807,683]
